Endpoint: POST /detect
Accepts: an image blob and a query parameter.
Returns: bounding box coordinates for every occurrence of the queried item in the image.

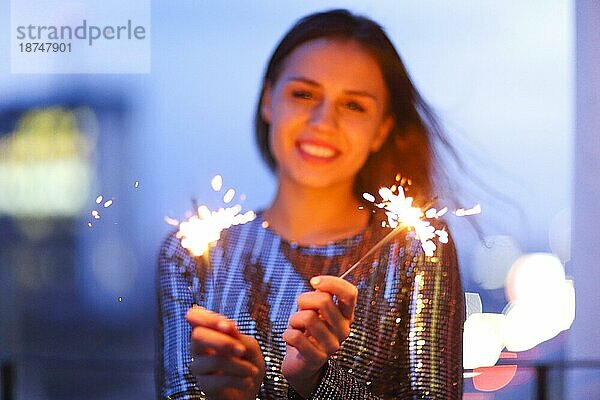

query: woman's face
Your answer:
[261,38,393,191]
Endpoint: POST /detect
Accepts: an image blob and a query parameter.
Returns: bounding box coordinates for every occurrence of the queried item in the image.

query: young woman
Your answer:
[158,9,464,400]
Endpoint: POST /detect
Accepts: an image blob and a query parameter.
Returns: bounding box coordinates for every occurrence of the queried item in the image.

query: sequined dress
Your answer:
[157,213,464,399]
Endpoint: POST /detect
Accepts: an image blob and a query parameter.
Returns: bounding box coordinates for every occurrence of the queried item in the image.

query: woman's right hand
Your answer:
[186,306,265,400]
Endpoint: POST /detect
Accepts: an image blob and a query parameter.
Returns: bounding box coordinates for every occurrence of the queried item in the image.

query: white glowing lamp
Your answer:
[505,253,565,303]
[502,253,573,352]
[502,301,552,352]
[463,313,506,369]
[503,288,571,352]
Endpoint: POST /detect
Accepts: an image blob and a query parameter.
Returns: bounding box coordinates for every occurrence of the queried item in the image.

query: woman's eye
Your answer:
[346,101,365,112]
[292,90,313,100]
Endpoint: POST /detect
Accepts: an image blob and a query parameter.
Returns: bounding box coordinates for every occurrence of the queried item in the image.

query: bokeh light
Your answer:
[463,313,505,369]
[505,253,565,303]
[472,235,522,290]
[503,253,574,352]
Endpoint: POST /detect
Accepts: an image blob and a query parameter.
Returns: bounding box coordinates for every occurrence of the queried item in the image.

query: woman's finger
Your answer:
[190,326,246,357]
[297,291,341,321]
[282,327,327,362]
[186,306,240,336]
[237,333,266,369]
[309,275,358,320]
[296,291,350,341]
[288,310,340,355]
[189,355,258,377]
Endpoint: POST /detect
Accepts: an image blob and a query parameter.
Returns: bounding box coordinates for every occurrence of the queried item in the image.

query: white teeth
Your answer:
[299,143,336,158]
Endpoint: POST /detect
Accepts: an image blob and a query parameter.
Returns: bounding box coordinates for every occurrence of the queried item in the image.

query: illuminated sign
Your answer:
[0,106,96,217]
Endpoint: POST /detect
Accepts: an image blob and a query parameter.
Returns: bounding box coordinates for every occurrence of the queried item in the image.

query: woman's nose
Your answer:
[309,100,337,132]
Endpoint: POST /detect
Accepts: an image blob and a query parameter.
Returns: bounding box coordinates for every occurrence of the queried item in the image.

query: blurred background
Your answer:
[1,1,598,399]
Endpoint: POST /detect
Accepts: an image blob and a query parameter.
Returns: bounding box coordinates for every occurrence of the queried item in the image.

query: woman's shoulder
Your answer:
[158,229,197,268]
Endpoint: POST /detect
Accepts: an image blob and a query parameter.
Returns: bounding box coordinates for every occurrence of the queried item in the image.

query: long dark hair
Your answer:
[254,9,460,207]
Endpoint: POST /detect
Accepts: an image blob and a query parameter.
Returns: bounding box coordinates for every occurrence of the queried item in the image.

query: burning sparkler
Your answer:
[340,182,480,279]
[173,175,256,258]
[177,204,255,257]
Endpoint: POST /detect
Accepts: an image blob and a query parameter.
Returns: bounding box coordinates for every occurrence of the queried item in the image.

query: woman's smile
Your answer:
[296,139,340,162]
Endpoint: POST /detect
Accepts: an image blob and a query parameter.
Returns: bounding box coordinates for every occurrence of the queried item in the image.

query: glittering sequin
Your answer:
[157,212,463,399]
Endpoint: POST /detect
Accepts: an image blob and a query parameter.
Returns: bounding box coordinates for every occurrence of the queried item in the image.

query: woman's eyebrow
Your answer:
[286,76,378,101]
[286,76,320,87]
[345,89,377,101]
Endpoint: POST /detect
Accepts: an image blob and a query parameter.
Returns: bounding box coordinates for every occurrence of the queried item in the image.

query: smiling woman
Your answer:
[261,39,392,202]
[157,9,464,400]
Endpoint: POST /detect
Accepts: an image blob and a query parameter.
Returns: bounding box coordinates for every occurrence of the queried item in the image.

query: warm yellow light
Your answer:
[0,107,94,217]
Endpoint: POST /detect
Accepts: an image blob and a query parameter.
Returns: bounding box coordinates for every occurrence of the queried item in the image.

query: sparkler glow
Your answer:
[223,188,235,204]
[177,205,256,257]
[211,175,223,191]
[164,216,179,226]
[175,176,256,257]
[86,194,116,227]
[340,182,480,279]
[455,204,481,217]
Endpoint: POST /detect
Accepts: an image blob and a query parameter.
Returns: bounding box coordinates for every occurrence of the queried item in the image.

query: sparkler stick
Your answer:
[339,224,405,279]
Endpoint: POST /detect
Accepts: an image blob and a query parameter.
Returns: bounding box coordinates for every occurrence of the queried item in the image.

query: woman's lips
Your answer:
[296,140,340,162]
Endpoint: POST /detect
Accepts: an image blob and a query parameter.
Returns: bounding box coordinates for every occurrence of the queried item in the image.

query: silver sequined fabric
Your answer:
[157,213,463,399]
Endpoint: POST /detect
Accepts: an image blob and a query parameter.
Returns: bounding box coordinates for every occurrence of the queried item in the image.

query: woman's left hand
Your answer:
[281,275,358,397]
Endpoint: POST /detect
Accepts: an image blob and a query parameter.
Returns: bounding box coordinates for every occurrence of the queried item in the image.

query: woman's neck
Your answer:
[263,179,370,245]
